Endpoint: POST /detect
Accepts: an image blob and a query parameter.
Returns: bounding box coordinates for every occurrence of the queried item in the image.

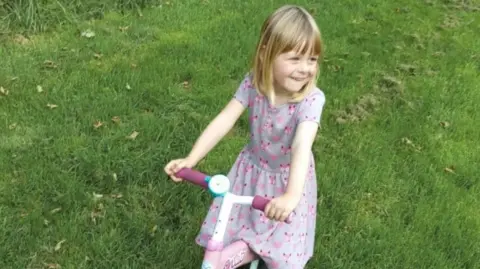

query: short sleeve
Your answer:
[233,74,253,108]
[297,89,326,124]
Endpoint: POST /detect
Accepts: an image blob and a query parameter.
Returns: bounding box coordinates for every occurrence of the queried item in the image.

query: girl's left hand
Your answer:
[265,193,300,222]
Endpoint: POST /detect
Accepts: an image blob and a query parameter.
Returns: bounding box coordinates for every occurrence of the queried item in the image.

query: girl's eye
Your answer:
[290,57,300,61]
[309,57,318,61]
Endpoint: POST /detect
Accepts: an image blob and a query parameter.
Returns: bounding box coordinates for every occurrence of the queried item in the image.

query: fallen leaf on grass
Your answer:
[111,116,120,123]
[110,193,123,199]
[54,239,66,252]
[381,75,402,87]
[93,192,103,201]
[44,60,58,69]
[150,225,158,237]
[127,131,139,140]
[91,203,105,224]
[397,64,416,75]
[0,86,9,96]
[44,263,61,269]
[93,121,103,129]
[183,81,190,89]
[37,85,44,93]
[20,209,28,217]
[425,70,439,76]
[131,63,137,68]
[440,121,450,128]
[328,64,342,72]
[336,117,348,124]
[93,53,102,59]
[81,29,95,38]
[401,137,422,152]
[8,123,17,130]
[50,207,62,214]
[444,166,455,174]
[118,26,129,32]
[47,103,58,109]
[14,34,30,45]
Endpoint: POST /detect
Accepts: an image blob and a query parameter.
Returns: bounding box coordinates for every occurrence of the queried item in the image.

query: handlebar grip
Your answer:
[252,195,293,224]
[174,168,209,189]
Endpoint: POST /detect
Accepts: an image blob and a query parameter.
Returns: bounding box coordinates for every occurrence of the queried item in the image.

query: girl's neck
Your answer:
[268,89,292,107]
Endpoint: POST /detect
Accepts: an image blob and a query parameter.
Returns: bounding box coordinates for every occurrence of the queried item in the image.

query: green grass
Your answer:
[1,0,479,268]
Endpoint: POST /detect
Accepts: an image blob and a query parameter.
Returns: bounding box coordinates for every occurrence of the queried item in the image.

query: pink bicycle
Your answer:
[174,168,293,269]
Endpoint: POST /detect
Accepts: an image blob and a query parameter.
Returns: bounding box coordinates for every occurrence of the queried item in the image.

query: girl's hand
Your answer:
[265,193,301,222]
[164,158,195,182]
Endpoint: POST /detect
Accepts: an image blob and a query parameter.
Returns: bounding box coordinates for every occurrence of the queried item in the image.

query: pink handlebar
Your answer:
[174,168,293,223]
[252,196,293,224]
[175,168,209,189]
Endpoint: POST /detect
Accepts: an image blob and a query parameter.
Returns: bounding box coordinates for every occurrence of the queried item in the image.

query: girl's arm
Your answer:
[284,121,319,200]
[186,99,246,166]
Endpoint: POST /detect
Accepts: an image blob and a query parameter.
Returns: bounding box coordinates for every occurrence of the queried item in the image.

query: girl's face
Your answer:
[272,50,318,95]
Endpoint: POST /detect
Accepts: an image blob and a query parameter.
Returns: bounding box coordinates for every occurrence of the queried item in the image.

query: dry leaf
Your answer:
[93,121,103,129]
[44,60,58,69]
[81,29,95,38]
[90,203,105,224]
[50,207,62,214]
[37,85,44,93]
[93,53,102,59]
[20,210,28,217]
[425,70,438,76]
[127,131,139,140]
[110,193,123,199]
[150,224,158,236]
[44,263,61,269]
[8,123,17,130]
[183,81,190,88]
[54,239,66,251]
[444,166,455,174]
[0,86,9,96]
[93,192,103,201]
[111,116,120,123]
[47,103,58,109]
[336,117,347,124]
[131,63,137,68]
[401,137,422,151]
[119,26,129,32]
[440,121,450,128]
[14,34,29,45]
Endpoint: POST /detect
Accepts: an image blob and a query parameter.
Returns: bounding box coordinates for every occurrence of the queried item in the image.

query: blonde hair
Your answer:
[251,5,323,104]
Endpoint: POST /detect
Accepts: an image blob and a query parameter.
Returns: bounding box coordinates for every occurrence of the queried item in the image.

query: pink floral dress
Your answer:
[195,74,326,268]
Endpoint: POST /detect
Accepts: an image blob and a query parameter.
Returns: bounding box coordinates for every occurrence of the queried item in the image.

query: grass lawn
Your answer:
[1,0,479,268]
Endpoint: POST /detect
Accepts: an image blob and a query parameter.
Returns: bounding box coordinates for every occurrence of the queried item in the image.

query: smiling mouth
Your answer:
[292,77,308,81]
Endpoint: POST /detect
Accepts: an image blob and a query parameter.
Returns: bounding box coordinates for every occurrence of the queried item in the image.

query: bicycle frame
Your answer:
[202,192,259,269]
[175,168,292,269]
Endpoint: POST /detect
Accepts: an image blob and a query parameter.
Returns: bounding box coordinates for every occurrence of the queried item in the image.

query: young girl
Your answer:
[165,5,325,269]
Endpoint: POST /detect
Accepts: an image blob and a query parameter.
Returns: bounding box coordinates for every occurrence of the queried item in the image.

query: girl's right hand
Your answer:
[164,158,194,182]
